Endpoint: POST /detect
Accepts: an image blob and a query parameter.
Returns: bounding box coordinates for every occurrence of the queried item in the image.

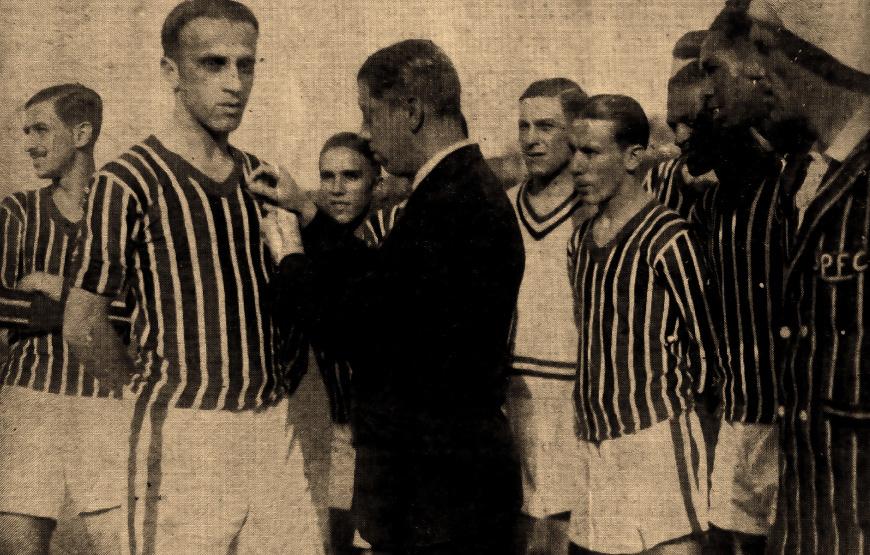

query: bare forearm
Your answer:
[64,287,134,389]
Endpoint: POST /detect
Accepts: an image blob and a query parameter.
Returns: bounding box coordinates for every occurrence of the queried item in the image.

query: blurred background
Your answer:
[0,0,722,551]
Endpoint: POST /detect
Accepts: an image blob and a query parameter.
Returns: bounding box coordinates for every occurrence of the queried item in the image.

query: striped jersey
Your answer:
[568,200,720,442]
[769,130,870,555]
[507,180,592,381]
[691,156,787,424]
[72,135,288,411]
[644,158,707,219]
[0,185,114,397]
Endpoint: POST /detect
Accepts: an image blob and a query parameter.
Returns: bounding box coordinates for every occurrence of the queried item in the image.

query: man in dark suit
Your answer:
[253,39,525,555]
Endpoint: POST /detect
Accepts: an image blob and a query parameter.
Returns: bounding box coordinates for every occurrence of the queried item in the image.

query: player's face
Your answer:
[358,81,414,178]
[747,22,813,139]
[23,101,77,180]
[319,147,378,224]
[518,96,572,181]
[569,119,628,206]
[667,80,717,176]
[700,31,772,131]
[171,17,258,135]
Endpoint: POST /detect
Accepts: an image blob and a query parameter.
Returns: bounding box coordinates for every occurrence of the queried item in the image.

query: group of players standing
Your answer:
[0,0,867,554]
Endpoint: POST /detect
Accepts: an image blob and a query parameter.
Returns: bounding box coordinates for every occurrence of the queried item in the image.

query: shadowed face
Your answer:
[358,81,417,178]
[169,17,258,135]
[518,96,572,181]
[319,146,378,224]
[23,101,77,180]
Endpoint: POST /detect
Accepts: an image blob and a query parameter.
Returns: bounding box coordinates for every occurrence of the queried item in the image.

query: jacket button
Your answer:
[777,405,786,417]
[800,325,809,338]
[779,326,792,339]
[799,410,808,422]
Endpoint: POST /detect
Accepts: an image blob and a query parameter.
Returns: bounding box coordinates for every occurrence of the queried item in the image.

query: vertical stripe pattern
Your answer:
[0,186,110,396]
[568,201,719,442]
[71,135,285,411]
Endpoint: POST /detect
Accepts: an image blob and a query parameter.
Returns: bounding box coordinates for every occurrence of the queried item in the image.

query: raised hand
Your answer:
[246,163,318,226]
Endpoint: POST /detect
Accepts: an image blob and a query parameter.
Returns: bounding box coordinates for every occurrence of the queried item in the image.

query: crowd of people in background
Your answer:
[0,0,867,554]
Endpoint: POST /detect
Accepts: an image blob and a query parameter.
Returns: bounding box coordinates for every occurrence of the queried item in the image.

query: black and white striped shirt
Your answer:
[568,200,720,442]
[0,185,115,396]
[644,158,706,219]
[691,156,787,424]
[72,135,291,411]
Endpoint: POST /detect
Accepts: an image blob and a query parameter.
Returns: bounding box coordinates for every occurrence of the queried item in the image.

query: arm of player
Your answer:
[654,228,724,395]
[63,287,134,392]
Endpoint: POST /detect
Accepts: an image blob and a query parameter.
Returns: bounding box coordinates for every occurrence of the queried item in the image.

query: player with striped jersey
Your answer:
[566,95,720,555]
[62,2,322,553]
[503,78,593,555]
[0,84,132,555]
[644,31,718,220]
[693,7,805,552]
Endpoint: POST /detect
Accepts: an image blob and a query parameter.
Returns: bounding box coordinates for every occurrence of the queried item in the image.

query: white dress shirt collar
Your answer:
[410,138,476,192]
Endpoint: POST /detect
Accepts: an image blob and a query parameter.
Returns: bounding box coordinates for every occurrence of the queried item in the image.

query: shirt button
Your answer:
[800,325,809,338]
[777,405,786,417]
[779,326,792,339]
[799,410,808,422]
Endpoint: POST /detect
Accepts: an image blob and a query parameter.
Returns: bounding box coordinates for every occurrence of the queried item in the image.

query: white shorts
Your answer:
[128,398,323,555]
[0,385,130,520]
[709,419,779,535]
[328,422,355,511]
[569,411,709,554]
[506,375,581,517]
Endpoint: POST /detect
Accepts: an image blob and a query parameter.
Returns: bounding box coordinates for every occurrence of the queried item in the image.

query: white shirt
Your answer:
[410,138,476,192]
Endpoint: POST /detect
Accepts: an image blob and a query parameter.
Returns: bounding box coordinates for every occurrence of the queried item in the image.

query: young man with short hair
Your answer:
[566,94,719,555]
[0,83,129,555]
[504,77,593,555]
[307,131,382,555]
[63,2,322,553]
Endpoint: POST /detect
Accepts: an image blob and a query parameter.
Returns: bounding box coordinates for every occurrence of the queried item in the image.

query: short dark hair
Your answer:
[577,94,650,149]
[357,39,462,119]
[519,77,588,121]
[25,83,103,146]
[320,132,381,176]
[162,0,259,60]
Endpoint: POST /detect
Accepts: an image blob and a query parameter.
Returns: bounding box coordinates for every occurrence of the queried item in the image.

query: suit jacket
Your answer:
[769,131,870,554]
[277,144,525,548]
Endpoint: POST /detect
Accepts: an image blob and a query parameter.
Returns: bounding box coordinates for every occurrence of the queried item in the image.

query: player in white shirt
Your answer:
[504,78,595,555]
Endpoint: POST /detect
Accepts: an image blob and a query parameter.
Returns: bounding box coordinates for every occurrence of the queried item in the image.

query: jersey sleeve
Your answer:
[71,172,142,297]
[653,226,722,394]
[0,194,54,330]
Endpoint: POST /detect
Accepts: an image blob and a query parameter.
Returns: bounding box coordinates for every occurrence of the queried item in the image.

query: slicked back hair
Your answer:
[577,94,650,150]
[520,77,588,122]
[162,0,259,60]
[358,39,463,120]
[25,83,103,146]
[320,132,381,176]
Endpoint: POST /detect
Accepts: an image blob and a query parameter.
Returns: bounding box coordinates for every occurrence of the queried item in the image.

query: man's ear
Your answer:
[71,122,94,149]
[406,96,424,134]
[623,144,645,173]
[161,56,180,93]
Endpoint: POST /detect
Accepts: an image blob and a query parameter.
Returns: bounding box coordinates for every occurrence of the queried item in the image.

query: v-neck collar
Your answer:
[146,135,243,198]
[516,178,584,239]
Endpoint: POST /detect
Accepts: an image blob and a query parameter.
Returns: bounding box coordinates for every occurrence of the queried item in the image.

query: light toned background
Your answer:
[0,0,722,197]
[0,1,723,552]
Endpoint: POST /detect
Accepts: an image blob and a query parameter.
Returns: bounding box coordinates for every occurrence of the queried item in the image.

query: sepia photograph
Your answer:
[0,0,867,553]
